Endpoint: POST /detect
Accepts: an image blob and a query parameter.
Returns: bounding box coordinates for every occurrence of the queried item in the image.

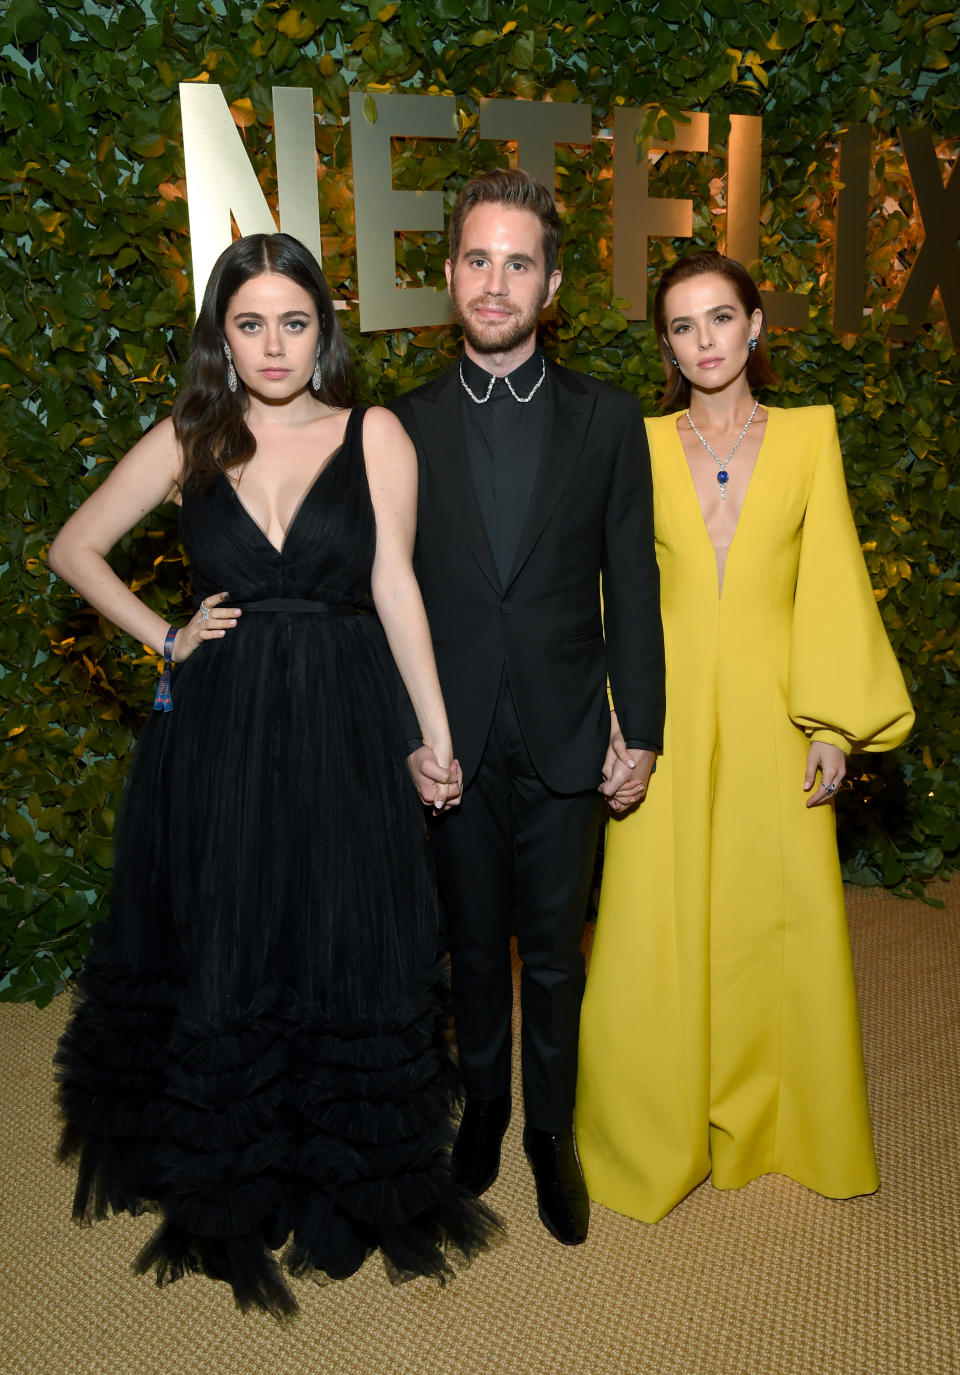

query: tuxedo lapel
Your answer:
[506,362,596,589]
[409,368,501,593]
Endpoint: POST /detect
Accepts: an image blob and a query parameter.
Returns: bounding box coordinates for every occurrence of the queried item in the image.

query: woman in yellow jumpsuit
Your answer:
[576,251,914,1222]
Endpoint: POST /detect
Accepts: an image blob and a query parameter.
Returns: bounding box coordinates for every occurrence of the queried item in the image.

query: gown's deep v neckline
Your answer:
[225,417,353,556]
[673,406,772,596]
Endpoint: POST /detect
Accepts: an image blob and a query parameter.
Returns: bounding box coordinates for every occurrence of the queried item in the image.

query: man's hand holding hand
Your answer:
[599,720,656,814]
[407,745,463,814]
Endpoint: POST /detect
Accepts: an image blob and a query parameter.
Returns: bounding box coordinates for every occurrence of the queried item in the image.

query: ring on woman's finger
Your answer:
[822,781,836,795]
[200,601,210,623]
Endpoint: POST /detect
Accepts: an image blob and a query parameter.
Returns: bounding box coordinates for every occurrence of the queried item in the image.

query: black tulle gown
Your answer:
[55,408,495,1316]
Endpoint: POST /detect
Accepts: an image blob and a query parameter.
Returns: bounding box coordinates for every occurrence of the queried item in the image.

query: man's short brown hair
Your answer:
[448,168,562,281]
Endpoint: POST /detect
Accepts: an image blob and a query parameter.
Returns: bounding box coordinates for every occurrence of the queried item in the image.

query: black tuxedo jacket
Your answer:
[390,357,665,794]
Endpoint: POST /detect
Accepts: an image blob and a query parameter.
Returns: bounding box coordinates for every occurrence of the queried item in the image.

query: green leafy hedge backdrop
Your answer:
[2,0,959,1005]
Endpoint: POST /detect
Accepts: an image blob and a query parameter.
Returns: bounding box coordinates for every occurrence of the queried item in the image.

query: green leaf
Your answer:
[12,850,39,884]
[509,32,535,69]
[4,813,34,844]
[1,0,47,45]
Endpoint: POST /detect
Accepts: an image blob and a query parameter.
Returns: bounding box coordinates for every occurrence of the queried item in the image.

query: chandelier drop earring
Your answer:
[223,342,238,394]
[312,349,322,392]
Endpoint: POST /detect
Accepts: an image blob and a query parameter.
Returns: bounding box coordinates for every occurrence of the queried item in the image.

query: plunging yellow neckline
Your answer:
[672,406,773,598]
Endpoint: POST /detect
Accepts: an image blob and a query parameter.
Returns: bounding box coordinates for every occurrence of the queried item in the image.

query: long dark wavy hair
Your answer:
[173,233,355,490]
[652,250,779,411]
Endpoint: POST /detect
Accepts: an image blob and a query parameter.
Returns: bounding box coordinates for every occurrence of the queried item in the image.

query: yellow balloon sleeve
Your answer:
[787,407,914,753]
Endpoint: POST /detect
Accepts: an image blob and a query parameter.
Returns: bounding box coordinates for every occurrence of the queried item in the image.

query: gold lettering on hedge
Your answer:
[478,98,592,193]
[890,127,960,344]
[613,108,710,322]
[178,86,957,341]
[180,83,279,308]
[833,125,871,334]
[348,92,457,333]
[726,114,808,329]
[181,85,325,311]
[724,114,761,268]
[273,87,327,289]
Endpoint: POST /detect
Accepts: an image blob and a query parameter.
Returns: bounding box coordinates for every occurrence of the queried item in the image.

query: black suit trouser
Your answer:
[429,676,605,1131]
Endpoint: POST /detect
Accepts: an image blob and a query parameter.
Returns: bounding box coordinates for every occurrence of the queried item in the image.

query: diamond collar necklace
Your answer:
[459,356,546,405]
[685,400,760,500]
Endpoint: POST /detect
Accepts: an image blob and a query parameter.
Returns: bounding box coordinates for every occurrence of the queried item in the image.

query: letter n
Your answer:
[180,84,323,313]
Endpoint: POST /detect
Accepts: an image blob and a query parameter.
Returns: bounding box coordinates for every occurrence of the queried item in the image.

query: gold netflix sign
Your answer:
[179,85,957,342]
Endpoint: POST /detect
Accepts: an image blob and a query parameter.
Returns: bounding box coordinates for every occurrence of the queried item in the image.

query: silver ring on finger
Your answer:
[822,781,836,795]
[200,600,210,623]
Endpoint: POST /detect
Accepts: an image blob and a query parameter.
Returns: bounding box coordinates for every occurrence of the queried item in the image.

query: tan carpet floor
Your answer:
[1,880,958,1375]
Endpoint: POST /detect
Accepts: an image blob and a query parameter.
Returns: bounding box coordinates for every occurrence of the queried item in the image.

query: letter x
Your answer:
[891,128,960,343]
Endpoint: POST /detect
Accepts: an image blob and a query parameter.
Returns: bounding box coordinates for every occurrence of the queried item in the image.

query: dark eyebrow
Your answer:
[462,248,537,265]
[669,302,739,326]
[230,309,311,320]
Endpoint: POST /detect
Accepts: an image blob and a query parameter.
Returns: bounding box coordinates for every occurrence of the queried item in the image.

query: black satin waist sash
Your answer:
[238,598,369,615]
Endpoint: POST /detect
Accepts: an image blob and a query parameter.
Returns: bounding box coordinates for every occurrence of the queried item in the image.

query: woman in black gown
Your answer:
[49,233,496,1316]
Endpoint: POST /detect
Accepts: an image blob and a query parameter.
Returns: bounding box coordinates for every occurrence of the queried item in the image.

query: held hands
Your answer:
[171,591,241,662]
[804,740,846,808]
[407,744,463,815]
[599,715,656,814]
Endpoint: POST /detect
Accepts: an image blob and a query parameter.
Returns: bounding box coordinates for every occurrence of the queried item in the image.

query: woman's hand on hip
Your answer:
[172,592,241,662]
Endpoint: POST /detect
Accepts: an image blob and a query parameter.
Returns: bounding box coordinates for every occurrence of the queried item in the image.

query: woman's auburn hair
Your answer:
[173,233,355,490]
[652,250,779,411]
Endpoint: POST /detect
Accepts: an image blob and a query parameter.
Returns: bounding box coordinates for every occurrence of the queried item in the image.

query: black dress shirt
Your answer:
[459,350,547,586]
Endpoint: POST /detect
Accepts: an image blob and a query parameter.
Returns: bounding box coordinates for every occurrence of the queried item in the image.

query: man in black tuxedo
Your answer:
[390,169,664,1245]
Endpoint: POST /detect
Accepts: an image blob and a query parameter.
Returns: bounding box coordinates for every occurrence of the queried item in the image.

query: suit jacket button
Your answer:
[501,599,513,614]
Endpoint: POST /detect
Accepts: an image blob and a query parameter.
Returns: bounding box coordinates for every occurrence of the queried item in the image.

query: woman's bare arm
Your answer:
[362,406,459,808]
[48,417,239,659]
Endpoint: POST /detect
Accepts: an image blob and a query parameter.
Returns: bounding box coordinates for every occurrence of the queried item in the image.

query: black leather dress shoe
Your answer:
[451,1094,511,1196]
[522,1126,590,1245]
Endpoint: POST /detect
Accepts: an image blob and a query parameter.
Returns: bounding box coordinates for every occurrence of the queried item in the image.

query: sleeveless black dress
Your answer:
[55,408,495,1316]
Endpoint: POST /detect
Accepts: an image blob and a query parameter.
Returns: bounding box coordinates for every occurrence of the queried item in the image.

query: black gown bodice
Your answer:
[179,406,376,608]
